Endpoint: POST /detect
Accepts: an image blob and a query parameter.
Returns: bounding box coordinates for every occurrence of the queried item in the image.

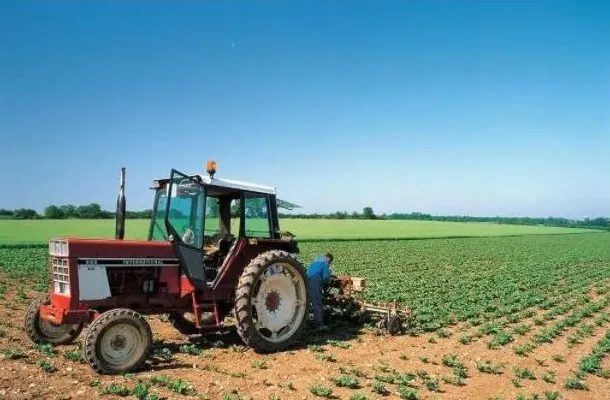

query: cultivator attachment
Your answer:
[324,275,412,335]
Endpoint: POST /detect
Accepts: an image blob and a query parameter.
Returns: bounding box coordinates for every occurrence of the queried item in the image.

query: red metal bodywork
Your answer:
[40,237,296,330]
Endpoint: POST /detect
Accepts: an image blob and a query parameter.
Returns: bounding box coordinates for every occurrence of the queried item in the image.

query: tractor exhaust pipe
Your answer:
[115,167,126,240]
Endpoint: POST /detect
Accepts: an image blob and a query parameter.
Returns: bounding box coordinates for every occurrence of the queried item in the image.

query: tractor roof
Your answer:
[152,174,275,195]
[151,172,301,209]
[199,175,276,195]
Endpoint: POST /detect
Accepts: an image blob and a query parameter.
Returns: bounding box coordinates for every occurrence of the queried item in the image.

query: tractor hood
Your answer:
[50,238,176,259]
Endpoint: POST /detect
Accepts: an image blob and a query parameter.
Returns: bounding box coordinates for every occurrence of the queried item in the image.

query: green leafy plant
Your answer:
[437,328,451,338]
[423,377,440,392]
[0,348,25,360]
[36,343,56,357]
[315,353,337,362]
[398,386,419,399]
[99,383,130,396]
[564,374,588,390]
[477,360,504,375]
[543,391,562,400]
[251,360,268,369]
[552,354,565,363]
[179,343,204,356]
[37,358,56,373]
[487,331,514,348]
[542,370,556,384]
[372,381,389,395]
[62,350,82,362]
[513,324,532,335]
[327,339,351,349]
[459,334,473,344]
[514,366,536,380]
[309,385,333,398]
[339,366,367,378]
[331,375,359,389]
[150,375,196,395]
[308,344,325,352]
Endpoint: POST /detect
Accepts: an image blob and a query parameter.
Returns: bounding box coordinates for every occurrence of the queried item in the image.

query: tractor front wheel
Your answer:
[25,294,83,345]
[83,309,152,375]
[234,250,310,353]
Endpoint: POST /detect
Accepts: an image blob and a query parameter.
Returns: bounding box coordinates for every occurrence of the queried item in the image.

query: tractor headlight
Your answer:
[52,258,70,295]
[48,240,69,257]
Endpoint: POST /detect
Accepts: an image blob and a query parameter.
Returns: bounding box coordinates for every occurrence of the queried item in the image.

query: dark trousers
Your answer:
[308,276,324,324]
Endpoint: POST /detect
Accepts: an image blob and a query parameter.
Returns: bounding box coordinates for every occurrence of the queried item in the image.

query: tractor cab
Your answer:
[147,164,298,288]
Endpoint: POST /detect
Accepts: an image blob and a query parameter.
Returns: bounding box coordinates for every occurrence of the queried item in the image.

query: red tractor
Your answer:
[25,162,310,374]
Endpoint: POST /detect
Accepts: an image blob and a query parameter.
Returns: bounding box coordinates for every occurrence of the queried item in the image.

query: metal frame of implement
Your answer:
[326,275,412,335]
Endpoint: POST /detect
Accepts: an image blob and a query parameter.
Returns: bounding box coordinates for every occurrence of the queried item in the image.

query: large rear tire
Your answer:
[234,250,310,353]
[83,309,152,375]
[24,294,83,345]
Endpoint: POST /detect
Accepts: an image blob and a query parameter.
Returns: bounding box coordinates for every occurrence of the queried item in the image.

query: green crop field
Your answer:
[300,233,610,331]
[2,230,609,330]
[0,218,600,245]
[1,222,610,396]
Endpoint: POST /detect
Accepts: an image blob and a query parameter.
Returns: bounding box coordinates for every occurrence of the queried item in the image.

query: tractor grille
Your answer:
[52,258,70,295]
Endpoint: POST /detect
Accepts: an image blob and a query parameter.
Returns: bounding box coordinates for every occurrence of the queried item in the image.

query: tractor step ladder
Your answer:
[191,292,221,329]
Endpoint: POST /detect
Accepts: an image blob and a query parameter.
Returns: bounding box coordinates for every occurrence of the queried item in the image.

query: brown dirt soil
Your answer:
[1,285,610,400]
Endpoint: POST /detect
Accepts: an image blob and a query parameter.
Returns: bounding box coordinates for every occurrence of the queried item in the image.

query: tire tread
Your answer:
[234,250,309,353]
[83,308,152,375]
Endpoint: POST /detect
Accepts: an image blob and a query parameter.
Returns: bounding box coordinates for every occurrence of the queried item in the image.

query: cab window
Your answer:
[204,197,220,236]
[244,193,271,238]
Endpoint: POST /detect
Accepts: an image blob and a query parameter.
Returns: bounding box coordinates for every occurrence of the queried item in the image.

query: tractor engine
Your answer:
[106,267,160,297]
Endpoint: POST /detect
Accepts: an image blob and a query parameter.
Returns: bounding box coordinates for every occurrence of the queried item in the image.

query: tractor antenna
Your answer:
[115,167,126,240]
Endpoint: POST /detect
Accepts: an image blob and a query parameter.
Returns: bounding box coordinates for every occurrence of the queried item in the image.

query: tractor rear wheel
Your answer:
[24,294,83,345]
[234,250,309,353]
[83,309,152,375]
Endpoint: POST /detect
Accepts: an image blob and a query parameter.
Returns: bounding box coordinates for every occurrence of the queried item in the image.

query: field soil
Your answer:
[1,284,610,400]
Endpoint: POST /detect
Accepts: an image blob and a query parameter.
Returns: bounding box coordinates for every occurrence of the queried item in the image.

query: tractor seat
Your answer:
[204,235,236,283]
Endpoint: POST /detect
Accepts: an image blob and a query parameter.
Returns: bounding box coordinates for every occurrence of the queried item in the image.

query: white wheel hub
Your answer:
[252,263,307,342]
[99,324,142,366]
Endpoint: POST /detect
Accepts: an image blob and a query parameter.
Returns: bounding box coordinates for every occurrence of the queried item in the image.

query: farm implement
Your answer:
[324,275,412,335]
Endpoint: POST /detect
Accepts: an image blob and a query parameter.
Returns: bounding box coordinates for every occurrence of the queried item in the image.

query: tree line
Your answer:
[279,207,610,230]
[1,204,608,231]
[0,204,152,220]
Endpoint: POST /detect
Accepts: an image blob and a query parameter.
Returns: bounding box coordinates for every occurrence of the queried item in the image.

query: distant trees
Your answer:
[1,201,608,231]
[1,204,152,220]
[278,210,610,231]
[363,207,375,219]
[43,205,62,219]
[42,203,111,219]
[13,208,39,219]
[0,209,15,218]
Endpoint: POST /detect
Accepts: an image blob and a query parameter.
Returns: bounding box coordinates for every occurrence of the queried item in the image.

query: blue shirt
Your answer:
[307,256,331,282]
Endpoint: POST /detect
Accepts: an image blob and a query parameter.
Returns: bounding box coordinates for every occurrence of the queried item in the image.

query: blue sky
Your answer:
[1,1,609,219]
